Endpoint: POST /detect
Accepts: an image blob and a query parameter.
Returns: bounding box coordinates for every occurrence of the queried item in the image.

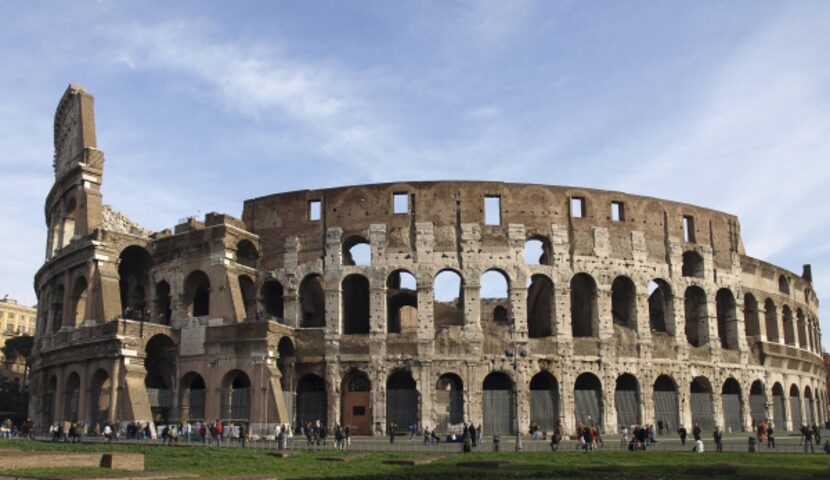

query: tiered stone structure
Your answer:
[30,85,826,437]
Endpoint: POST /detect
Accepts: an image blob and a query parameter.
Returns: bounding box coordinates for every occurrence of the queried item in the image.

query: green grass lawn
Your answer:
[1,439,828,479]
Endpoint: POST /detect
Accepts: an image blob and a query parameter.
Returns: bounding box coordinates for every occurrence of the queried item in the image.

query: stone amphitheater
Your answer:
[30,85,826,438]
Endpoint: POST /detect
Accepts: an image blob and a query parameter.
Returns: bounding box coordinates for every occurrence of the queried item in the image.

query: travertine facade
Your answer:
[30,85,826,436]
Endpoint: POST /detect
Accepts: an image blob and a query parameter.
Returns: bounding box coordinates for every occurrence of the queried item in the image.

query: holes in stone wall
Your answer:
[524,236,552,265]
[343,236,371,266]
[260,280,284,320]
[681,251,704,278]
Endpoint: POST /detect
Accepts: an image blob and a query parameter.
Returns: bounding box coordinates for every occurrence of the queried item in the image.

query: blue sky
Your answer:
[1,1,828,349]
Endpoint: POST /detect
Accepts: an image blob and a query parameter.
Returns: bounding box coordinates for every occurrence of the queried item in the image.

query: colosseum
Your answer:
[30,84,826,438]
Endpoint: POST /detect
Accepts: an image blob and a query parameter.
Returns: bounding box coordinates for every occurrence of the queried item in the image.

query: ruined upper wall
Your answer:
[242,181,745,270]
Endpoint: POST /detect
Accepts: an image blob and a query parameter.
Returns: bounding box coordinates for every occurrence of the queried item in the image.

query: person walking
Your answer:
[767,425,776,448]
[692,423,701,442]
[389,422,397,444]
[804,425,815,453]
[678,425,687,446]
[713,426,723,453]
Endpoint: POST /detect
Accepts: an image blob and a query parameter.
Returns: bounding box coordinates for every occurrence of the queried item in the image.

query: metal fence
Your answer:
[722,394,742,432]
[483,389,514,435]
[653,390,679,433]
[574,389,601,427]
[690,392,714,432]
[387,389,418,430]
[614,389,639,430]
[530,389,559,432]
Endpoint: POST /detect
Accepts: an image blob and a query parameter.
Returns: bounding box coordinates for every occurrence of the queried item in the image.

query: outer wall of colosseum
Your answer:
[29,85,826,437]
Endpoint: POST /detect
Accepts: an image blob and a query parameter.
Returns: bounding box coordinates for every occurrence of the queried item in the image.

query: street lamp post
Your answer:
[251,352,269,443]
[506,339,527,452]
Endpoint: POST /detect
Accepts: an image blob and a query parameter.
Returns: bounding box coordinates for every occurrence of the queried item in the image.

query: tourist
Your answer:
[529,420,539,440]
[103,423,113,443]
[389,422,397,444]
[423,426,431,445]
[693,438,705,453]
[692,423,702,441]
[344,425,351,448]
[678,425,687,446]
[239,423,246,448]
[823,440,830,454]
[470,424,477,447]
[409,422,417,440]
[767,425,775,449]
[713,426,723,453]
[551,428,561,452]
[803,424,815,453]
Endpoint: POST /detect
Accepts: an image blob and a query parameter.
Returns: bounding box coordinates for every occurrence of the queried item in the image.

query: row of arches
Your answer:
[743,294,821,352]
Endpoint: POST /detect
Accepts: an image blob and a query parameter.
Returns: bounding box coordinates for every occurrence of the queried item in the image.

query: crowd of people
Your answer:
[0,417,33,439]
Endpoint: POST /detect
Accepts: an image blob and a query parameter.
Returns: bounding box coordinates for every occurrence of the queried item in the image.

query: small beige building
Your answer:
[0,296,36,389]
[29,85,826,436]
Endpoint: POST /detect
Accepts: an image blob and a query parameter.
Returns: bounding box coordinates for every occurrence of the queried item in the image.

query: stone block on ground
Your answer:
[100,453,145,471]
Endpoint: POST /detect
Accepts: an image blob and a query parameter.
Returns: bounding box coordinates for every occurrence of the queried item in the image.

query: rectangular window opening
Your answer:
[484,196,501,225]
[570,197,585,218]
[353,406,366,416]
[611,201,624,222]
[309,200,321,221]
[393,192,409,214]
[683,215,695,243]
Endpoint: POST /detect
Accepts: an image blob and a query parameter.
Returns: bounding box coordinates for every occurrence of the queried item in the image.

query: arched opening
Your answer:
[648,279,673,333]
[238,275,257,321]
[435,373,464,431]
[51,284,64,332]
[71,277,88,327]
[277,337,296,421]
[722,378,743,432]
[716,288,738,350]
[796,309,807,349]
[341,370,372,435]
[299,274,325,328]
[297,374,327,426]
[342,274,370,334]
[615,374,641,429]
[88,369,111,427]
[433,270,464,327]
[778,275,790,294]
[772,383,786,428]
[63,372,81,422]
[60,197,77,248]
[574,373,603,427]
[749,380,766,426]
[236,240,259,268]
[118,246,152,320]
[483,372,515,435]
[153,281,172,325]
[527,274,554,338]
[144,334,176,423]
[259,280,284,322]
[387,371,418,434]
[179,372,206,421]
[764,299,779,342]
[530,372,559,433]
[571,273,598,337]
[481,269,510,324]
[184,270,211,318]
[783,305,795,346]
[684,286,708,347]
[804,386,814,425]
[387,270,417,334]
[681,251,704,278]
[743,293,760,339]
[221,370,252,421]
[653,375,679,433]
[789,384,802,429]
[45,376,57,425]
[690,376,714,432]
[524,236,552,265]
[611,276,637,329]
[343,236,371,266]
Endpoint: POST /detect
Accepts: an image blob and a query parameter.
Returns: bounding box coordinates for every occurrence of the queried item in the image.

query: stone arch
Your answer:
[277,337,296,392]
[716,288,738,350]
[45,375,58,425]
[88,368,111,427]
[179,372,206,421]
[51,283,65,332]
[684,286,708,347]
[721,378,743,432]
[220,370,252,421]
[386,370,419,433]
[183,270,211,317]
[796,308,807,350]
[778,275,790,294]
[743,293,760,339]
[789,384,802,429]
[772,382,786,428]
[804,385,815,425]
[238,274,256,321]
[118,245,152,319]
[764,298,779,342]
[343,235,371,266]
[749,380,766,426]
[524,235,552,265]
[63,371,81,422]
[236,239,259,268]
[483,371,515,435]
[341,369,372,435]
[296,374,327,426]
[681,251,704,278]
[433,269,464,327]
[782,305,795,346]
[435,373,464,430]
[690,376,714,432]
[60,196,77,248]
[387,270,417,334]
[574,372,603,427]
[611,276,637,329]
[144,334,176,422]
[153,280,172,325]
[70,276,88,327]
[481,269,510,324]
[259,280,284,321]
[527,274,554,338]
[342,274,370,334]
[648,279,673,333]
[530,371,559,432]
[571,273,598,337]
[653,374,679,433]
[615,373,641,429]
[299,274,325,328]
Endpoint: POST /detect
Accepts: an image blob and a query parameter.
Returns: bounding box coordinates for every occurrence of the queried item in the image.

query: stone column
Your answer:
[108,358,120,423]
[418,363,433,431]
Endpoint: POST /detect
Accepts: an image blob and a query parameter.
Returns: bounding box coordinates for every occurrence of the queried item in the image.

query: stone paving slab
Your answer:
[0,451,144,472]
[457,460,512,469]
[383,455,444,466]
